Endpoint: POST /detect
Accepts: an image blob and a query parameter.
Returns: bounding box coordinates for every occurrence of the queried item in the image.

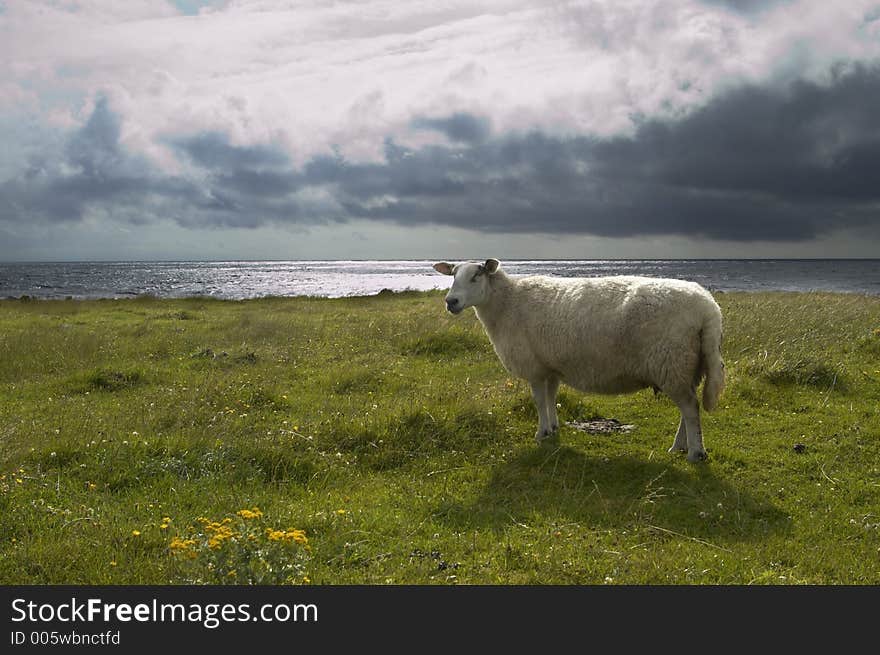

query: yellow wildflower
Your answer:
[203,521,237,549]
[335,509,347,515]
[236,507,263,520]
[265,528,308,546]
[201,519,234,533]
[131,530,141,537]
[168,536,198,559]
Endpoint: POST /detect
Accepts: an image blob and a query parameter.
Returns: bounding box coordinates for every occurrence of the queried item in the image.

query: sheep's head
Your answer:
[432,259,500,314]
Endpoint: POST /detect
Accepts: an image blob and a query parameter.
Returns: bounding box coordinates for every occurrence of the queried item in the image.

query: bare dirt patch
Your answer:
[566,418,635,434]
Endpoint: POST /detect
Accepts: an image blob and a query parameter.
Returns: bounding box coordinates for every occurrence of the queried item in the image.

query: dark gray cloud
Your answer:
[171,132,303,212]
[0,105,311,228]
[295,64,880,241]
[597,95,880,204]
[0,96,181,224]
[404,65,879,240]
[3,64,880,243]
[411,113,492,144]
[701,0,794,13]
[173,132,291,171]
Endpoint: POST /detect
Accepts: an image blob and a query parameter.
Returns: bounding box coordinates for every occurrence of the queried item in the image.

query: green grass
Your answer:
[0,290,879,584]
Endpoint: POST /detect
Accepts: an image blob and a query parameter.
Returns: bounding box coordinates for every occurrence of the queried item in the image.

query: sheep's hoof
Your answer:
[687,449,708,463]
[535,428,558,444]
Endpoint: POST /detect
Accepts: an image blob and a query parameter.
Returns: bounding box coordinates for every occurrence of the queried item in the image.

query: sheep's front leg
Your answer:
[530,378,556,443]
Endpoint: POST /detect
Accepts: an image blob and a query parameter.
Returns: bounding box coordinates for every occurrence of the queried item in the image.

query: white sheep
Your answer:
[432,259,725,462]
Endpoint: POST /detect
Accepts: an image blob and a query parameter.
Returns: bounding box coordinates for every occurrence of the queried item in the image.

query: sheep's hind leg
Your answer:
[670,389,707,463]
[546,376,560,434]
[530,378,555,443]
[668,417,688,454]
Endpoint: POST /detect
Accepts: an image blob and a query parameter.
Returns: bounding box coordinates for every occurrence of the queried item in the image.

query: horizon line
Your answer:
[1,257,879,265]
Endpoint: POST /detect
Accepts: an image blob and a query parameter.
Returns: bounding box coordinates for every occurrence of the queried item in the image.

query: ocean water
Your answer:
[0,260,878,300]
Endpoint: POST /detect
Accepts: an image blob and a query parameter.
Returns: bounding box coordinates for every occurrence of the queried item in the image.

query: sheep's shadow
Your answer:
[435,445,789,544]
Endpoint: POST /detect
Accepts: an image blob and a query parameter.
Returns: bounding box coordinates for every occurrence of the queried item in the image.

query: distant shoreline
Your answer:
[4,287,880,304]
[1,257,880,266]
[2,259,879,299]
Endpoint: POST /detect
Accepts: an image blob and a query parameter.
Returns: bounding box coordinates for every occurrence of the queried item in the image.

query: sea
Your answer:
[0,260,878,300]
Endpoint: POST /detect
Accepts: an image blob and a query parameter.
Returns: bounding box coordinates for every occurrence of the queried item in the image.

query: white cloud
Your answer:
[3,0,878,170]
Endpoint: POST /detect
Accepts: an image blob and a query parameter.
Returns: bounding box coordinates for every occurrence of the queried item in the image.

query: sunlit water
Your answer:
[0,260,878,300]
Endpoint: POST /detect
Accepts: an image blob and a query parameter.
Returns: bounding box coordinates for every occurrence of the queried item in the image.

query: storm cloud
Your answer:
[4,64,880,244]
[0,97,182,225]
[285,64,880,242]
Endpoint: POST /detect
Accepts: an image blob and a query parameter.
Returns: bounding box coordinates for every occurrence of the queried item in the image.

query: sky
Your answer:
[1,0,879,261]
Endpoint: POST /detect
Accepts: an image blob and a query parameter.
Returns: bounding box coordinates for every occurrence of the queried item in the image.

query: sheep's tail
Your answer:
[700,307,725,412]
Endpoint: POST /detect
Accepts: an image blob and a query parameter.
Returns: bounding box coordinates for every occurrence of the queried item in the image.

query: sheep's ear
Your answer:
[433,262,455,276]
[483,258,500,274]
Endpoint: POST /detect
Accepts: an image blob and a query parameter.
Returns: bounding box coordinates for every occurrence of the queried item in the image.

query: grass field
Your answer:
[1,290,879,584]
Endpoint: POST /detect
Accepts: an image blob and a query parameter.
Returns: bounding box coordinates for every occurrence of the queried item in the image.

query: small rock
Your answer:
[793,443,807,454]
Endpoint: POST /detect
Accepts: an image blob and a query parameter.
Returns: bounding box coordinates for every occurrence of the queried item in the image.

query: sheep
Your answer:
[432,259,725,463]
